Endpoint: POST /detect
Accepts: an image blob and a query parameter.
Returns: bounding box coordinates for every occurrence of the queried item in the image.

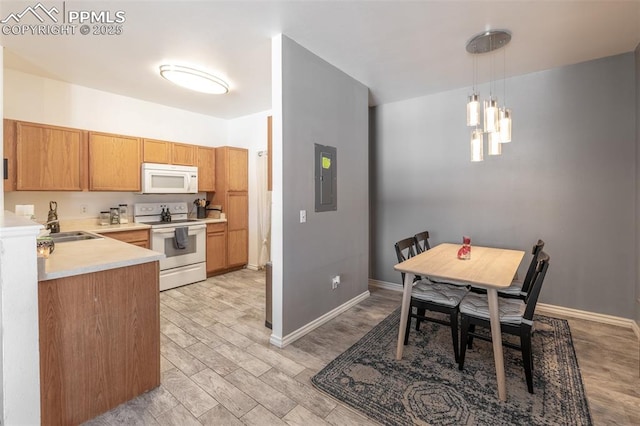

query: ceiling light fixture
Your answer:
[159,64,229,94]
[466,30,512,162]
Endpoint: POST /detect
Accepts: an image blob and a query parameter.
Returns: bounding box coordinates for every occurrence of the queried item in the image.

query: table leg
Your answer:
[396,272,414,360]
[487,288,507,401]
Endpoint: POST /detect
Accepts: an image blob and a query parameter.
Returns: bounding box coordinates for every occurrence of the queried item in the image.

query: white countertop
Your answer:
[37,217,225,281]
[51,217,227,233]
[39,236,164,281]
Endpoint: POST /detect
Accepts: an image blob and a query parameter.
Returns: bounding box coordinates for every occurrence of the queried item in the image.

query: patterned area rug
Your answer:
[311,308,592,426]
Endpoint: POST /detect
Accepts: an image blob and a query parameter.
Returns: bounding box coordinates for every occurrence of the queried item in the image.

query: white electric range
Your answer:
[134,202,206,291]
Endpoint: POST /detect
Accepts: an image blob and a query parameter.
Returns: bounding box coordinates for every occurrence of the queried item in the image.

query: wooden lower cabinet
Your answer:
[206,223,227,275]
[99,229,150,248]
[38,262,160,425]
[228,228,248,267]
[226,192,248,268]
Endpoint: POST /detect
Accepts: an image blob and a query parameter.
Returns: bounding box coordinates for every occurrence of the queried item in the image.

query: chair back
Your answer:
[522,251,550,322]
[413,231,431,254]
[520,239,545,295]
[395,237,417,284]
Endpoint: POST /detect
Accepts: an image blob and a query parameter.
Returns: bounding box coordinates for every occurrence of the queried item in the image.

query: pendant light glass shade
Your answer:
[488,132,502,155]
[499,108,512,143]
[471,129,484,162]
[467,94,480,127]
[483,98,499,133]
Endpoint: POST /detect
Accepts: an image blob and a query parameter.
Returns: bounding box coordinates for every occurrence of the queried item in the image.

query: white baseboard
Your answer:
[368,278,640,340]
[246,264,260,271]
[269,290,371,348]
[368,279,402,292]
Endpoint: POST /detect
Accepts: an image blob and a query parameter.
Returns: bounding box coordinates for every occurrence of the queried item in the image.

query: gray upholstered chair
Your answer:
[469,239,545,300]
[458,251,550,393]
[395,236,468,362]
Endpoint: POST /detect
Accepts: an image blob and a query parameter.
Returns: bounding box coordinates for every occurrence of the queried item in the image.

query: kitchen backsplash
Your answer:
[5,191,208,223]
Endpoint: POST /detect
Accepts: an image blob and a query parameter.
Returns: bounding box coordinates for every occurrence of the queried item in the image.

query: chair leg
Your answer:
[416,308,425,331]
[404,307,413,345]
[467,323,475,349]
[458,315,469,370]
[521,327,534,393]
[450,309,459,363]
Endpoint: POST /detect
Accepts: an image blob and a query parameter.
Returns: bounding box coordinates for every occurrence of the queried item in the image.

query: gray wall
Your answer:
[371,53,636,319]
[636,43,640,326]
[281,36,369,334]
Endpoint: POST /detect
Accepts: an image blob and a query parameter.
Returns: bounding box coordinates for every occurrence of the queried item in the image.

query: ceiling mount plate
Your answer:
[466,30,511,54]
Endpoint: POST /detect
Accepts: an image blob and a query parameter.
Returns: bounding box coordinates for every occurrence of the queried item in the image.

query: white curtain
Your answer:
[257,151,271,268]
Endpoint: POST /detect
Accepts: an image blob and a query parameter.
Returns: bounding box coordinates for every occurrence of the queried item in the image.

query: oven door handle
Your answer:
[151,224,206,235]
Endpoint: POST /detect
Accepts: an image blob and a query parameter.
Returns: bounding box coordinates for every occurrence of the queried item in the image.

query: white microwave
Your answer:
[141,163,198,194]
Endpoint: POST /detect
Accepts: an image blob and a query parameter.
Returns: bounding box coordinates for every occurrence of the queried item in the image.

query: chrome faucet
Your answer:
[46,201,60,233]
[45,219,60,234]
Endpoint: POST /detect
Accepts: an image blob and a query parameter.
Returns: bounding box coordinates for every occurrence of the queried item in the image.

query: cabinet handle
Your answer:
[3,158,7,180]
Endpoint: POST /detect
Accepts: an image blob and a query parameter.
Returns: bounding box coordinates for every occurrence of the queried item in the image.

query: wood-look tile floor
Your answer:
[85,269,639,425]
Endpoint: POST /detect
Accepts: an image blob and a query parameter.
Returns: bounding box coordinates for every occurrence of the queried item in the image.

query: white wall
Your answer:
[227,110,272,269]
[4,69,227,145]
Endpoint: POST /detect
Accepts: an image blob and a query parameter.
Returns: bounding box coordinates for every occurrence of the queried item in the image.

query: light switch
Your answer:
[300,210,306,223]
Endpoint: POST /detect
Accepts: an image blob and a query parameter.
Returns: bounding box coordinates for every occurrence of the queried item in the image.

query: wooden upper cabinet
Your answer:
[88,132,141,191]
[197,147,216,192]
[228,148,248,191]
[143,139,171,164]
[15,121,86,191]
[216,146,248,193]
[4,119,17,192]
[143,139,196,166]
[172,143,197,166]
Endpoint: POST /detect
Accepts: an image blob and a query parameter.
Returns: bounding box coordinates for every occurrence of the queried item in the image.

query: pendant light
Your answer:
[466,54,480,126]
[499,108,512,143]
[465,30,512,161]
[498,47,512,143]
[483,97,499,133]
[488,131,502,156]
[467,94,480,127]
[470,128,484,162]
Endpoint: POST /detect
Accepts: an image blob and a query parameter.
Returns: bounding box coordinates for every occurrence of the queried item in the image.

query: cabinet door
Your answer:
[16,122,85,190]
[172,143,196,166]
[197,147,216,192]
[227,192,248,231]
[143,139,171,164]
[99,229,149,248]
[3,119,16,192]
[227,192,248,267]
[228,148,248,191]
[206,228,227,274]
[89,133,141,191]
[228,229,247,267]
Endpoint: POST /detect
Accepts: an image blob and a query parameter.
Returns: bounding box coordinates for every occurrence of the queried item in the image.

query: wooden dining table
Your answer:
[394,242,525,401]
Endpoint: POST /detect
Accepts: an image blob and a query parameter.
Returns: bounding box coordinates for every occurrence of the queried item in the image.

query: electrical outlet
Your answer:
[80,204,88,214]
[331,275,340,290]
[300,210,306,223]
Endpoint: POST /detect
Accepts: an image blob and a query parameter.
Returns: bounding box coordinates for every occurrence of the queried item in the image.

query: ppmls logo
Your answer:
[1,2,59,24]
[1,2,126,36]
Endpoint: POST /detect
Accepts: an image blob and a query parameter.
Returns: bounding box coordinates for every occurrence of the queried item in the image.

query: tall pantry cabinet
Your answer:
[211,147,248,269]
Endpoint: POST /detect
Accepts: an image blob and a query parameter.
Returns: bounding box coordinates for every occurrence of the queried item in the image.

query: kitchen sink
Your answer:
[48,231,103,243]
